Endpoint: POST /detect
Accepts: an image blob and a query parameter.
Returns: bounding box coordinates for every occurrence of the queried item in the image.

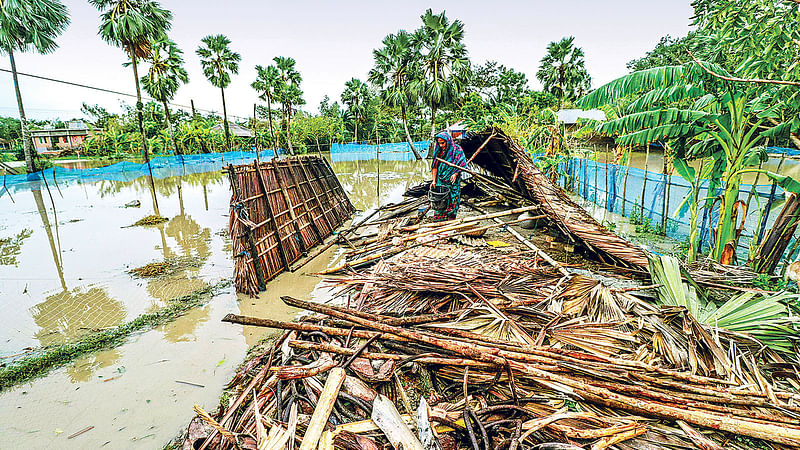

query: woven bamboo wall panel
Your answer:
[228,156,354,295]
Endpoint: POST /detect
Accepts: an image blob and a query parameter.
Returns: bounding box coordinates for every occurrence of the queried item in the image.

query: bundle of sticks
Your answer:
[186,251,800,450]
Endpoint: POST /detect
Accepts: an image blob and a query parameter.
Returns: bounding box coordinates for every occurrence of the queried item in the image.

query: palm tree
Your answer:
[413,9,470,143]
[369,31,422,160]
[1,0,70,173]
[91,0,172,164]
[251,64,281,150]
[273,56,303,154]
[537,36,591,108]
[141,39,188,155]
[341,78,370,143]
[196,34,241,151]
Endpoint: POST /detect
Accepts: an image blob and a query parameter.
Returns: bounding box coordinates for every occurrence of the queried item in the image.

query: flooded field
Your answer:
[0,155,428,449]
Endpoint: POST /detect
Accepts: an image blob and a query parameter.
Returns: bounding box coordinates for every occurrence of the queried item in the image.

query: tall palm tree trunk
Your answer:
[401,105,421,160]
[266,96,276,152]
[220,86,232,151]
[286,105,294,155]
[428,106,438,158]
[9,51,35,173]
[162,101,180,155]
[130,51,151,164]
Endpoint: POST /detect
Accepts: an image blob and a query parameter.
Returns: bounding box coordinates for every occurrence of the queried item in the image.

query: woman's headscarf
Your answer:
[431,132,468,174]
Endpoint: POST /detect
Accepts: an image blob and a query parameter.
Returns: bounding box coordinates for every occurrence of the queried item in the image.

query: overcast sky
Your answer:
[1,1,694,122]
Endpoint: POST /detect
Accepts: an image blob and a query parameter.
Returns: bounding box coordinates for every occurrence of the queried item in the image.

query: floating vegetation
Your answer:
[127,256,203,278]
[129,261,170,277]
[0,280,231,391]
[131,215,169,227]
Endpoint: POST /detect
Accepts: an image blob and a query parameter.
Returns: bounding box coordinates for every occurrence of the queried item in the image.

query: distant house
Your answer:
[211,123,253,138]
[445,121,467,139]
[0,138,10,151]
[30,120,102,154]
[555,109,607,126]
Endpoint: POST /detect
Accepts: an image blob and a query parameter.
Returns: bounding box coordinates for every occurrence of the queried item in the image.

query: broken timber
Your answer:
[227,155,354,295]
[460,130,650,269]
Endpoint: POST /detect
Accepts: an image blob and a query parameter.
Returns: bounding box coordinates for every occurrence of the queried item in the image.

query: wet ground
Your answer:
[0,156,428,449]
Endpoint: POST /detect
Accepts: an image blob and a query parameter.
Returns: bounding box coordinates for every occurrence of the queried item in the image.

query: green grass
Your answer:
[0,280,231,391]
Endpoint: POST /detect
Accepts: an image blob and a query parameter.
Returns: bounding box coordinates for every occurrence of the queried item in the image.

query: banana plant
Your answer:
[577,63,775,264]
[673,157,713,263]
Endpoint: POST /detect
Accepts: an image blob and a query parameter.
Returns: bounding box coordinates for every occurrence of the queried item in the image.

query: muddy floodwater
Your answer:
[0,156,428,449]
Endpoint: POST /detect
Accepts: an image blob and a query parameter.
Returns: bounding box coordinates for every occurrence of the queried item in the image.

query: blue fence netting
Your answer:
[768,146,800,157]
[558,157,788,257]
[0,149,288,195]
[331,141,429,162]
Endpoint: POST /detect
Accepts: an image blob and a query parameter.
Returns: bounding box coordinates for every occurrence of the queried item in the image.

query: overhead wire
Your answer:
[0,67,251,121]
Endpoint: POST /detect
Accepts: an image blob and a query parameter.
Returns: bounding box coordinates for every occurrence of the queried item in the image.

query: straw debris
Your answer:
[131,214,169,227]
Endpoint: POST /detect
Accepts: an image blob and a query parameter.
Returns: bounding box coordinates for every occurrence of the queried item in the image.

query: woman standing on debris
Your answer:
[430,132,468,221]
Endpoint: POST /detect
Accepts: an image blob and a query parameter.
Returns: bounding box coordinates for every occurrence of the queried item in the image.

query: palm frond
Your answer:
[627,85,707,112]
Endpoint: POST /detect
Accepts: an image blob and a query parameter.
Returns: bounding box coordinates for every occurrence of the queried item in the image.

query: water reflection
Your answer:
[32,189,65,290]
[66,348,122,383]
[31,285,127,347]
[157,305,211,343]
[331,159,429,211]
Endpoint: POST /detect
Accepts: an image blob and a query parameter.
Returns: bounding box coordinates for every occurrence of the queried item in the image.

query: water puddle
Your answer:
[0,155,428,449]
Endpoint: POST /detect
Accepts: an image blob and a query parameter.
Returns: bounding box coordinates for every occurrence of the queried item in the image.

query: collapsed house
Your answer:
[185,132,799,450]
[228,155,354,296]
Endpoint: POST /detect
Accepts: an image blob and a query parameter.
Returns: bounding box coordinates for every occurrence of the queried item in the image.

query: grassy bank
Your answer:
[0,280,232,391]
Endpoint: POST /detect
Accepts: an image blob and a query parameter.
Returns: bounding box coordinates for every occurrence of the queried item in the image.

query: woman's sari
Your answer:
[430,132,468,220]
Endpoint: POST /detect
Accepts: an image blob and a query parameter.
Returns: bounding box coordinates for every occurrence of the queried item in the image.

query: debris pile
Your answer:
[183,249,800,449]
[183,132,799,449]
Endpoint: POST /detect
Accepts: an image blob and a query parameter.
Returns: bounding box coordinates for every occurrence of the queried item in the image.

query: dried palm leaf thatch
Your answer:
[459,130,651,269]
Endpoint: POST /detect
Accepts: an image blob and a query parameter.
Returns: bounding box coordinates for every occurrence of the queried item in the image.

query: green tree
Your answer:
[627,35,693,72]
[369,30,422,159]
[91,0,172,164]
[1,0,70,173]
[273,56,303,155]
[341,78,370,143]
[141,39,188,155]
[251,64,281,150]
[412,9,470,141]
[536,36,591,107]
[196,34,240,151]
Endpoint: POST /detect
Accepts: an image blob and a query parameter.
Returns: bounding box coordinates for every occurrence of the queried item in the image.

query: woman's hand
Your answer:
[450,172,458,183]
[430,180,436,190]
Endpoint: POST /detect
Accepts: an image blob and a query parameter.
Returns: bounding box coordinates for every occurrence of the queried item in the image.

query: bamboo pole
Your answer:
[661,148,669,233]
[603,145,609,223]
[756,152,786,246]
[640,144,650,222]
[299,367,346,450]
[401,205,539,232]
[593,149,599,204]
[435,158,524,200]
[467,132,496,163]
[465,203,569,276]
[622,147,631,216]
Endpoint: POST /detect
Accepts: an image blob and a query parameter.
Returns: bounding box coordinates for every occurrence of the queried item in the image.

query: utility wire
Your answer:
[0,67,250,121]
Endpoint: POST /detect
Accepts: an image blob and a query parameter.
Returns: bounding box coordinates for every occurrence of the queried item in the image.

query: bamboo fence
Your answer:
[228,156,354,295]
